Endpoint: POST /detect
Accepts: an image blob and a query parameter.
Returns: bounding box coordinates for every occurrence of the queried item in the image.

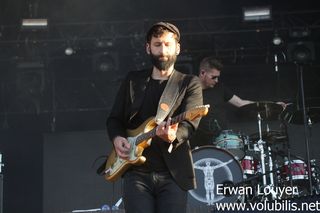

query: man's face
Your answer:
[200,68,220,89]
[146,31,180,71]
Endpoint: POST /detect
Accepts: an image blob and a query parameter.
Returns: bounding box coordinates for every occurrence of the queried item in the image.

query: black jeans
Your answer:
[123,170,187,213]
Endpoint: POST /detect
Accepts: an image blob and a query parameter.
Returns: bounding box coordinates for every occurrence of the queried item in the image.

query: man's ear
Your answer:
[176,43,180,55]
[146,43,150,54]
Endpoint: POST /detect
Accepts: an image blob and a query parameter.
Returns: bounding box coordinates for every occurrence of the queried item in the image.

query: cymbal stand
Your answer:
[267,146,279,200]
[267,147,274,187]
[256,113,278,200]
[257,113,267,186]
[264,124,276,191]
[280,115,294,193]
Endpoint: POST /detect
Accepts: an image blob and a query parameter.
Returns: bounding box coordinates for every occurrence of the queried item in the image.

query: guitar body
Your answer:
[104,117,157,182]
[104,105,209,182]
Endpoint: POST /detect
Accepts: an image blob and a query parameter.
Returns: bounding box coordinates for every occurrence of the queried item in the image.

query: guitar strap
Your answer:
[154,70,184,124]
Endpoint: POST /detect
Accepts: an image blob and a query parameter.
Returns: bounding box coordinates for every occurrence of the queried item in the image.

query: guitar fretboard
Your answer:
[135,111,187,145]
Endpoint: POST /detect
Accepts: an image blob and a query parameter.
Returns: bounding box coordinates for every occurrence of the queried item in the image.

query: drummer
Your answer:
[190,56,285,149]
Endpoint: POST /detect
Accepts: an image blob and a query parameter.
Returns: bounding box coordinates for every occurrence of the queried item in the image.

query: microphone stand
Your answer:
[297,64,313,195]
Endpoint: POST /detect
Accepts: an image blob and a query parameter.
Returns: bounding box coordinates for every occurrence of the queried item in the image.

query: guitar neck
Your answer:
[135,112,186,146]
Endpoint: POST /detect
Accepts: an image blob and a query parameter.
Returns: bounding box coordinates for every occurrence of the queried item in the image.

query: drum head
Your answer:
[188,146,243,211]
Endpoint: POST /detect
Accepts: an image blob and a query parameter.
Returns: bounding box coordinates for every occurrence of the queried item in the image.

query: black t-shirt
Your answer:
[130,78,169,172]
[198,82,234,136]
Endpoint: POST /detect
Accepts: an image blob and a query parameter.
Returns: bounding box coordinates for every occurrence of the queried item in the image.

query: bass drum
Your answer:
[188,146,243,212]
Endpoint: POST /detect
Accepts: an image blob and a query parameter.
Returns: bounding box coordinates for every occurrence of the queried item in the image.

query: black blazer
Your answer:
[107,69,203,190]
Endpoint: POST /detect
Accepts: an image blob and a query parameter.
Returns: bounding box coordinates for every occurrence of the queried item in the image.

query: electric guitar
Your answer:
[104,105,210,182]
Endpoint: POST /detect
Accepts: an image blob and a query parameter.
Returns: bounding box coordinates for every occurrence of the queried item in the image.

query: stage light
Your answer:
[65,47,75,56]
[21,18,48,30]
[242,6,272,21]
[273,36,282,45]
[272,33,282,46]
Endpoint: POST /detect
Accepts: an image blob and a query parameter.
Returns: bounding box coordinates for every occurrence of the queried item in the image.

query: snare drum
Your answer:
[214,130,245,160]
[188,146,243,211]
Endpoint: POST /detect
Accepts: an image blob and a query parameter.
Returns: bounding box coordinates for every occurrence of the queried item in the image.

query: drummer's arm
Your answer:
[228,95,254,108]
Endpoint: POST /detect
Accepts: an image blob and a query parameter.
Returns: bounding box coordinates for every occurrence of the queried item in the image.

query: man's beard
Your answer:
[150,53,177,71]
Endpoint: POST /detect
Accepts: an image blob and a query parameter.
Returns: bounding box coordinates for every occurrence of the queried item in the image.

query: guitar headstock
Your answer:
[185,105,210,121]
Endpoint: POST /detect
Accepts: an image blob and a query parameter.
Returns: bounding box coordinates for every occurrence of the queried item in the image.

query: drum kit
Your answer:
[188,101,320,211]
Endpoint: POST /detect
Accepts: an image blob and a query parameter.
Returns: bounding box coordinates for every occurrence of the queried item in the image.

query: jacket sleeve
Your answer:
[106,75,130,142]
[175,75,203,148]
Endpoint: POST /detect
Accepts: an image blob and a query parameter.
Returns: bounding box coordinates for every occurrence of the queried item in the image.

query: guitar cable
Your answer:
[92,155,109,175]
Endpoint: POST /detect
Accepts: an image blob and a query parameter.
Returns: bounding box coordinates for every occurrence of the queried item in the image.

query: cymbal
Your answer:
[238,101,284,121]
[283,107,320,124]
[249,130,287,143]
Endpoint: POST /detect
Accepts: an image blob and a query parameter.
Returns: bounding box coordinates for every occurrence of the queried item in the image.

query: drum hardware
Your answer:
[242,134,250,146]
[238,101,284,122]
[283,103,320,195]
[253,142,281,201]
[237,100,316,200]
[256,113,267,186]
[267,146,278,200]
[248,112,282,201]
[238,101,286,198]
[310,159,320,194]
[249,130,287,144]
[282,107,320,125]
[220,168,283,200]
[279,107,296,196]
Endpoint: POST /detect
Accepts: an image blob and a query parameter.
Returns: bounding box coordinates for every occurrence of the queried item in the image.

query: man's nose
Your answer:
[158,44,167,53]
